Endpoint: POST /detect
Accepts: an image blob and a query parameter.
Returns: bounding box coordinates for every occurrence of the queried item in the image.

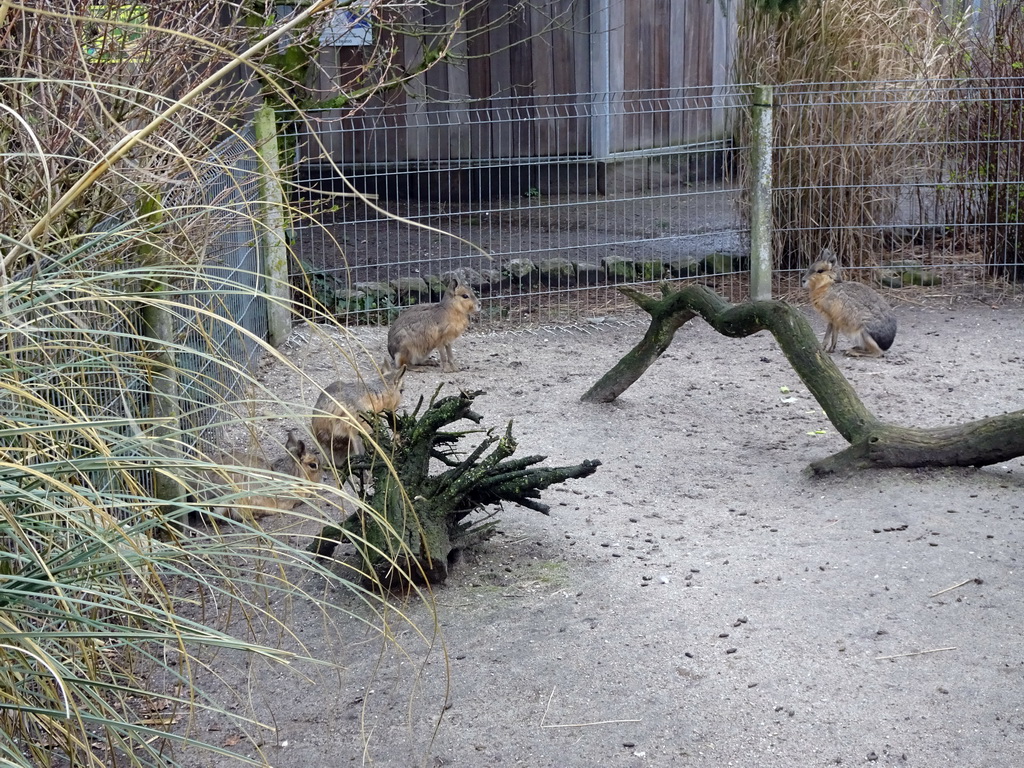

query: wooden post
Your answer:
[137,190,186,505]
[255,101,292,347]
[749,84,774,302]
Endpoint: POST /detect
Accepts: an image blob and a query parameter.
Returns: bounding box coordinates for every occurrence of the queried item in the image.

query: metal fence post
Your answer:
[255,102,292,347]
[749,84,773,301]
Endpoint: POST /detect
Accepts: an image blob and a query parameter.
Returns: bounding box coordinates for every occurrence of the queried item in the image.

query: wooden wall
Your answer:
[606,0,727,154]
[307,0,734,166]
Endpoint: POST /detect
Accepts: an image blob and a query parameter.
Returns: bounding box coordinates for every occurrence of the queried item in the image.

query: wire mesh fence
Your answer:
[288,86,753,325]
[0,126,267,506]
[289,80,1024,325]
[166,125,268,454]
[770,78,1024,301]
[11,82,1018,508]
[0,277,155,500]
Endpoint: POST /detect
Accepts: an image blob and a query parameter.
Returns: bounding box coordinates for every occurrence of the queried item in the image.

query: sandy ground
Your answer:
[179,294,1024,768]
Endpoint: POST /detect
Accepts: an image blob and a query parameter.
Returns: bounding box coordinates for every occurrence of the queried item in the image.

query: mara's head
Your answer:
[802,249,840,290]
[283,429,322,483]
[445,278,481,314]
[372,363,406,411]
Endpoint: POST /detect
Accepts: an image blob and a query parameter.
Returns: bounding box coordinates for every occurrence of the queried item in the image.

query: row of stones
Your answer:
[345,252,743,304]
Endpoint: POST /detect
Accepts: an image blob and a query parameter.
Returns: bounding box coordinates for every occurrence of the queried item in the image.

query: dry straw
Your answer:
[736,0,956,269]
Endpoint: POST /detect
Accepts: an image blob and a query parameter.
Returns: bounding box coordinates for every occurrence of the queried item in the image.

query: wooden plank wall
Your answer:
[310,0,733,165]
[448,0,592,159]
[609,0,721,154]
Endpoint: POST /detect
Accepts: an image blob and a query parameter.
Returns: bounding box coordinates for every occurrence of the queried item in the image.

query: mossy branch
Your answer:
[586,284,1024,474]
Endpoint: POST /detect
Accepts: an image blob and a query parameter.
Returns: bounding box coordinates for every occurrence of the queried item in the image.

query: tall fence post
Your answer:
[255,102,292,347]
[749,84,774,302]
[138,190,187,506]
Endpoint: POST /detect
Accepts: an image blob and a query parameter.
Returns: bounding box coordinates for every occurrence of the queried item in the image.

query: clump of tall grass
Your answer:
[943,2,1024,282]
[736,0,956,269]
[0,237,432,766]
[0,2,452,765]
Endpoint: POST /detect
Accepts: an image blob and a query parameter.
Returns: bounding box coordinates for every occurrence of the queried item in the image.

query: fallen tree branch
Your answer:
[585,284,1024,474]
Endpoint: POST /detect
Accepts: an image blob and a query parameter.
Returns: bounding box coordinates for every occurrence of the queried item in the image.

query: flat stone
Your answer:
[353,281,394,299]
[537,257,576,286]
[536,256,575,277]
[576,262,603,285]
[479,268,503,287]
[503,258,536,279]
[637,259,668,280]
[391,276,429,296]
[664,254,702,277]
[880,268,943,288]
[440,267,485,288]
[701,253,735,275]
[601,255,636,281]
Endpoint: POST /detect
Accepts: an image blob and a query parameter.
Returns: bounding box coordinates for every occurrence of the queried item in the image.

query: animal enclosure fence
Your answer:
[289,85,752,325]
[166,126,268,453]
[0,126,268,504]
[7,81,1018,510]
[770,78,1024,294]
[288,80,1024,327]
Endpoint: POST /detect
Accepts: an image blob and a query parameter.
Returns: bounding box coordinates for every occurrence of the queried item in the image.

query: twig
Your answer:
[3,0,338,274]
[875,646,957,661]
[929,578,976,598]
[539,686,642,729]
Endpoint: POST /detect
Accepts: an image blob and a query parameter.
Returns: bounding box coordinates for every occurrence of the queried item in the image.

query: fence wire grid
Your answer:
[288,81,1024,326]
[289,85,752,325]
[769,78,1024,297]
[0,126,269,505]
[166,125,268,454]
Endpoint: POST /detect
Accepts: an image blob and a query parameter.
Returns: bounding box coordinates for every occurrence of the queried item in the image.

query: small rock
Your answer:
[536,256,575,284]
[701,253,735,275]
[576,262,603,285]
[503,258,536,280]
[637,259,667,280]
[352,281,393,299]
[601,255,636,281]
[440,266,485,288]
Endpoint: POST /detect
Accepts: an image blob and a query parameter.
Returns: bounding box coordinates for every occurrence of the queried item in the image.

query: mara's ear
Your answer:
[284,428,301,454]
[379,358,405,387]
[820,247,838,267]
[383,364,405,385]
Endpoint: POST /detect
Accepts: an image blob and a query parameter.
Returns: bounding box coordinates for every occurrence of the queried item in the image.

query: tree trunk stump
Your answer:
[310,388,600,585]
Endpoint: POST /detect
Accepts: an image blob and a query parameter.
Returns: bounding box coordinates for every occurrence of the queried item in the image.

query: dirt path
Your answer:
[180,297,1024,768]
